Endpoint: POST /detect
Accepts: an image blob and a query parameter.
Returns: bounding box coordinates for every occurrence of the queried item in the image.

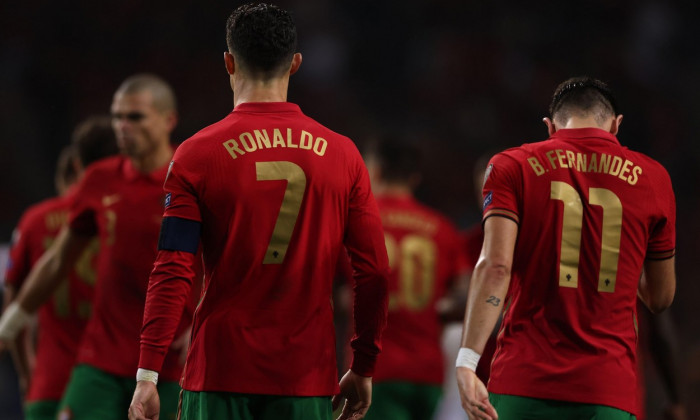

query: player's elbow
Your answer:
[643,289,675,314]
[474,257,511,284]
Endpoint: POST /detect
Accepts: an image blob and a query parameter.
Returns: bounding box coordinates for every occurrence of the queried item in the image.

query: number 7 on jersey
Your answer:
[256,161,307,264]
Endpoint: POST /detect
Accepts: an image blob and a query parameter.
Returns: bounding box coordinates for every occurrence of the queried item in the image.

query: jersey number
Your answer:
[550,181,622,292]
[384,233,436,310]
[256,161,307,264]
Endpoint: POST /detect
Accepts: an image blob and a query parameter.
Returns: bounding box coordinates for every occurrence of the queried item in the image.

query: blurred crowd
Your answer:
[1,1,699,418]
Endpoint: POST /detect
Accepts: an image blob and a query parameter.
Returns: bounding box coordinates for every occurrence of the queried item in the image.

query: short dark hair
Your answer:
[368,136,421,183]
[115,74,177,113]
[549,76,619,126]
[226,3,297,78]
[71,115,120,167]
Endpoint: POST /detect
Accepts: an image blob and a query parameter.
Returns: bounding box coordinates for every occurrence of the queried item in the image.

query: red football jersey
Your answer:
[138,102,389,396]
[482,128,676,415]
[5,191,96,401]
[373,194,465,385]
[68,156,195,381]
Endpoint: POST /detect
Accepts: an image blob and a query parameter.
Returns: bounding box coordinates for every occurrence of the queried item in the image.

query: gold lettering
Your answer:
[239,132,257,152]
[565,150,576,169]
[609,156,623,176]
[588,153,598,172]
[576,153,587,172]
[546,150,558,170]
[618,159,633,182]
[286,128,298,148]
[272,129,286,147]
[300,131,313,150]
[527,157,545,176]
[628,166,642,185]
[556,149,568,168]
[598,153,611,174]
[254,130,271,149]
[223,139,245,160]
[314,137,328,156]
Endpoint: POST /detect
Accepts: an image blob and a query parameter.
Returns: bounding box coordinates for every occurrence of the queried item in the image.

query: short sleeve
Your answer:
[646,166,676,260]
[482,152,522,225]
[163,147,202,222]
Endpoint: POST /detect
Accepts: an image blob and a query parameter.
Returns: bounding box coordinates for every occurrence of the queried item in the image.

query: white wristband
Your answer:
[136,368,159,385]
[0,302,33,341]
[455,347,481,371]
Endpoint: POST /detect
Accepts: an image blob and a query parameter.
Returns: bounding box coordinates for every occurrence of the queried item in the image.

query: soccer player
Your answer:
[0,74,196,419]
[456,77,676,420]
[362,137,468,420]
[127,4,389,420]
[2,116,119,420]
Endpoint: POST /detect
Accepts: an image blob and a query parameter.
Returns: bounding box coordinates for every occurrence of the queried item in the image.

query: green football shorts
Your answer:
[490,393,637,420]
[57,364,181,420]
[179,390,332,420]
[363,382,442,420]
[24,400,59,420]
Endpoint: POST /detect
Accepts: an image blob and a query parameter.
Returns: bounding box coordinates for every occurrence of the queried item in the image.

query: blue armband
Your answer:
[158,216,201,254]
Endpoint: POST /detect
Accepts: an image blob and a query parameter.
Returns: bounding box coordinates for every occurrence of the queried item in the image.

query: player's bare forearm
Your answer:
[16,227,91,313]
[461,260,510,352]
[460,216,516,352]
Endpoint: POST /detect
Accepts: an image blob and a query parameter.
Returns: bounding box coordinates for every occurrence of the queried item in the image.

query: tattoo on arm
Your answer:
[486,296,501,306]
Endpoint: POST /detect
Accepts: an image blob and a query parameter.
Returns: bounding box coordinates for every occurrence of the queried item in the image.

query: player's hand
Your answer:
[332,369,372,420]
[456,366,498,420]
[128,381,160,420]
[171,327,192,365]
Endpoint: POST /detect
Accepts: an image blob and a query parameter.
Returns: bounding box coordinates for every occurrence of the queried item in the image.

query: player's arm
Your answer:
[456,216,517,420]
[639,256,675,313]
[0,226,92,345]
[2,285,34,394]
[334,155,389,419]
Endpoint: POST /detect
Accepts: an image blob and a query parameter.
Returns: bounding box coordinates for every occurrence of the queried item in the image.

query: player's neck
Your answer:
[131,142,173,173]
[233,77,290,107]
[560,116,608,130]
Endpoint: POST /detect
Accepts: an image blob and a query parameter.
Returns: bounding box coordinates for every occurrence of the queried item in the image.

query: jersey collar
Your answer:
[232,102,302,114]
[551,127,621,145]
[123,155,172,183]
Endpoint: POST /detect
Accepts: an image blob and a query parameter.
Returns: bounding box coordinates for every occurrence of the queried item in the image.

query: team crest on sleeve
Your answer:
[164,192,172,208]
[483,191,493,211]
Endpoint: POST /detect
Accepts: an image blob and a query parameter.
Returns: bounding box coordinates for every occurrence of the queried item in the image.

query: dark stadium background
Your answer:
[1,1,699,418]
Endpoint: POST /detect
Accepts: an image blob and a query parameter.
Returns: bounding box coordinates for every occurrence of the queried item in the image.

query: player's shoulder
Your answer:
[623,147,670,176]
[14,195,68,234]
[82,155,127,179]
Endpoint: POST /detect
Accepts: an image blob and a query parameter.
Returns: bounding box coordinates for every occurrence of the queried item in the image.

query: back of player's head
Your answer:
[549,76,618,126]
[226,3,297,79]
[55,145,78,194]
[368,136,421,184]
[115,73,177,113]
[71,115,120,167]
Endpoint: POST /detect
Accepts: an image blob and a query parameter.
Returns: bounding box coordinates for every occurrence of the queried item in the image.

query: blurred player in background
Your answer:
[362,137,468,420]
[434,151,497,420]
[128,4,388,420]
[2,116,118,420]
[0,74,197,420]
[457,77,676,420]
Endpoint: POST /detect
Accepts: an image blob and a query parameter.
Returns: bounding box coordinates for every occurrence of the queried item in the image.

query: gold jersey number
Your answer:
[384,233,437,310]
[256,161,307,264]
[551,181,622,293]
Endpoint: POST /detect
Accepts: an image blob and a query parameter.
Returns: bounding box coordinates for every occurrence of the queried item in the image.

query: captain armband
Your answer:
[158,216,201,254]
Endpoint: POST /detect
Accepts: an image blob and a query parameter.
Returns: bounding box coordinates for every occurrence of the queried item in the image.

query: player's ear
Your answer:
[224,52,235,75]
[609,114,623,135]
[543,117,556,136]
[289,53,302,76]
